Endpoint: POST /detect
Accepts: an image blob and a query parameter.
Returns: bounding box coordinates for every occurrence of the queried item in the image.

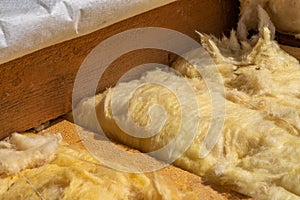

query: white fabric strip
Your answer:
[0,0,176,64]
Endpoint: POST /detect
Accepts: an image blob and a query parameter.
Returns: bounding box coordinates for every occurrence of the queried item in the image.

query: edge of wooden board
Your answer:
[0,0,239,138]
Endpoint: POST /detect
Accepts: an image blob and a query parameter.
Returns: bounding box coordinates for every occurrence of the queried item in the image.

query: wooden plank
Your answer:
[276,32,300,48]
[44,119,251,199]
[280,45,300,61]
[0,0,239,139]
[276,32,300,61]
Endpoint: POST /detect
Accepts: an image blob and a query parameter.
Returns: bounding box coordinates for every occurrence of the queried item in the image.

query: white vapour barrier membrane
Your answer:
[0,0,176,65]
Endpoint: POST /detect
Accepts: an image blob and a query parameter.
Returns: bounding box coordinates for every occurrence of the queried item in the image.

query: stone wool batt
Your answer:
[74,28,300,199]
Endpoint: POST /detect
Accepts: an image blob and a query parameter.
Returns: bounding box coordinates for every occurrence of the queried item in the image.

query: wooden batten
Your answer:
[280,45,300,61]
[277,32,300,61]
[0,0,239,138]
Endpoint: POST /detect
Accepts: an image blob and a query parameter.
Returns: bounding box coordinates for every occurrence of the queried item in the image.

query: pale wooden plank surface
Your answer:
[0,0,239,138]
[45,119,251,199]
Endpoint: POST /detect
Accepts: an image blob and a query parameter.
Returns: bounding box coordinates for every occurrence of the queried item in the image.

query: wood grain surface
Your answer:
[0,0,239,138]
[280,45,300,61]
[45,119,251,200]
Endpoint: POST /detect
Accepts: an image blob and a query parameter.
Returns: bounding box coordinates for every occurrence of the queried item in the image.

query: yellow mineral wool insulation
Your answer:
[73,28,300,199]
[238,0,300,39]
[238,3,276,44]
[0,132,62,175]
[178,28,300,134]
[0,134,195,200]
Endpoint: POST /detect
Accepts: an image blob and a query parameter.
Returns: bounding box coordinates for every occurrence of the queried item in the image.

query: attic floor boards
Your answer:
[36,119,251,200]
